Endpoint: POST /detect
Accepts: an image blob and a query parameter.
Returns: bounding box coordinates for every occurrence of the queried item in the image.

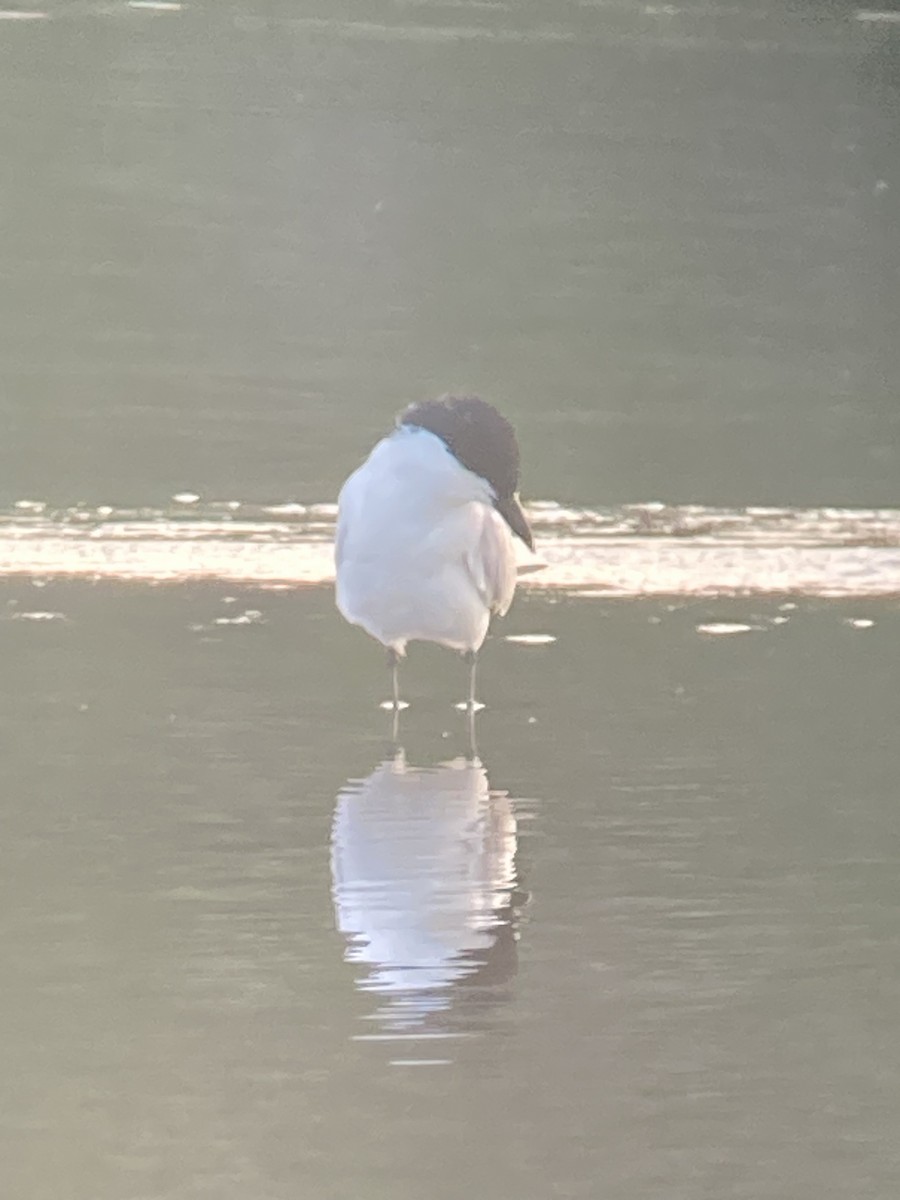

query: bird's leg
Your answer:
[454,651,484,719]
[381,648,400,748]
[380,647,408,734]
[386,647,401,709]
[383,647,403,746]
[461,650,481,757]
[463,649,478,710]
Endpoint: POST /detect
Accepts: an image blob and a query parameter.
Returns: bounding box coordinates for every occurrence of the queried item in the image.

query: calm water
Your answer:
[2,0,900,1197]
[1,0,899,509]
[3,583,900,1198]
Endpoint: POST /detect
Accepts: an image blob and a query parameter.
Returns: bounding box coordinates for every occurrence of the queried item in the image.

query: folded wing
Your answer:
[464,505,518,617]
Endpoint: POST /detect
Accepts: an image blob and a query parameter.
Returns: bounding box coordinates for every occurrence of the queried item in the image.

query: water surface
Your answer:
[1,0,899,508]
[3,580,900,1198]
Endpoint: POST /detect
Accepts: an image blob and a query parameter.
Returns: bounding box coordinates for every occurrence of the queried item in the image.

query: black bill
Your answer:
[495,493,534,552]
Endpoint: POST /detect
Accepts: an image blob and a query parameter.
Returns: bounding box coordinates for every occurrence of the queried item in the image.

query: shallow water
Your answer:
[3,580,900,1199]
[3,0,900,1195]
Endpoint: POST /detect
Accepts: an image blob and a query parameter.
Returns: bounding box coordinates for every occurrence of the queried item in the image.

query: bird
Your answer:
[334,394,533,711]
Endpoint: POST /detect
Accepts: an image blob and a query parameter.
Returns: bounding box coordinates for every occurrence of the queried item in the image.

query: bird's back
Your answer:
[335,427,517,653]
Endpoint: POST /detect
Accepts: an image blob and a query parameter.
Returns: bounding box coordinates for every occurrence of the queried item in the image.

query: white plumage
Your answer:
[334,394,532,707]
[336,425,517,655]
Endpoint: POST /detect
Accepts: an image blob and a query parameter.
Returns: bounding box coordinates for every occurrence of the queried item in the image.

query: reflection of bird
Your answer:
[334,395,533,710]
[330,751,520,1033]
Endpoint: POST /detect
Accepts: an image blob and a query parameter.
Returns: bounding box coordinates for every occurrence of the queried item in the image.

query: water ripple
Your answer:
[2,501,899,596]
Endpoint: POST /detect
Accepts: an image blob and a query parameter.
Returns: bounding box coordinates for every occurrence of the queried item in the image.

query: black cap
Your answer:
[399,394,533,550]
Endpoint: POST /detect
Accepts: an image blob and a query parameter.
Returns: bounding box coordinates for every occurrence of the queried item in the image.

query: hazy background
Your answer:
[1,0,899,510]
